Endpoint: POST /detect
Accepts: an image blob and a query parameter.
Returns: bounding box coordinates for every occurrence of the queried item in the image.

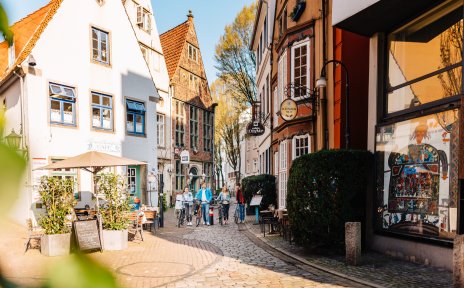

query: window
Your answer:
[279,141,288,208]
[51,158,78,199]
[126,100,145,135]
[175,101,185,147]
[292,134,310,160]
[246,160,250,173]
[140,44,149,63]
[278,51,287,108]
[203,162,213,185]
[190,106,199,149]
[189,74,200,92]
[91,27,110,64]
[273,87,278,128]
[127,167,137,195]
[188,44,198,62]
[136,5,151,32]
[291,40,310,98]
[91,92,112,130]
[279,8,287,38]
[157,113,165,146]
[49,83,76,125]
[274,151,279,177]
[253,159,258,172]
[175,160,185,191]
[387,3,462,114]
[203,110,212,152]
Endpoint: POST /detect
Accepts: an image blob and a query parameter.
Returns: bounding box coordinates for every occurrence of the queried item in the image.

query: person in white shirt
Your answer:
[183,186,194,226]
[174,192,184,220]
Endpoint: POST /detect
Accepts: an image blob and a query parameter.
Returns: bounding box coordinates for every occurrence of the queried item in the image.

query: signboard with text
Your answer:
[180,150,190,164]
[246,122,265,136]
[280,99,298,121]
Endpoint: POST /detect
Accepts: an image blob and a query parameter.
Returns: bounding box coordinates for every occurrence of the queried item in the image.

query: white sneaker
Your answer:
[207,223,210,226]
[189,222,192,226]
[203,222,206,225]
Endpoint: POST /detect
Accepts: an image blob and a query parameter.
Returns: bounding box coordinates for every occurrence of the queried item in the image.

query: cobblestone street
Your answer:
[0,203,453,287]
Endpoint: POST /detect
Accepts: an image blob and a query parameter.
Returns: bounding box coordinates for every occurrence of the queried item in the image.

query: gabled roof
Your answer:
[0,0,62,80]
[159,20,190,79]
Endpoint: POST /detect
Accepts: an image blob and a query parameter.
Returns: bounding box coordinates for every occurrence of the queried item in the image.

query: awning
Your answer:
[332,0,447,36]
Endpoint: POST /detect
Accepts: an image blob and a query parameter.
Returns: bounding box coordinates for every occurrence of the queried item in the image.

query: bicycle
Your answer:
[177,204,186,228]
[194,200,202,227]
[218,204,223,226]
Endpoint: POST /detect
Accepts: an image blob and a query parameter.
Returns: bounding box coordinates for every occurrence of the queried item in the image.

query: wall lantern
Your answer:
[5,129,22,149]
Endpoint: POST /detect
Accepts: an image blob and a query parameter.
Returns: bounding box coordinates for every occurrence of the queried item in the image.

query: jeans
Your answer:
[202,203,210,224]
[184,203,192,222]
[223,204,230,220]
[239,204,245,221]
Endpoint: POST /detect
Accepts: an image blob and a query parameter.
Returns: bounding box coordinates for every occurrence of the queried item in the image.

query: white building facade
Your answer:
[0,0,159,224]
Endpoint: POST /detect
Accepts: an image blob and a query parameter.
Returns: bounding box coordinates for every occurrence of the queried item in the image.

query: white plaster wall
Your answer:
[5,0,158,224]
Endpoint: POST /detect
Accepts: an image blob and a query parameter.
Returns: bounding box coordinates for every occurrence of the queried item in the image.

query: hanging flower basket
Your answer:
[290,1,306,22]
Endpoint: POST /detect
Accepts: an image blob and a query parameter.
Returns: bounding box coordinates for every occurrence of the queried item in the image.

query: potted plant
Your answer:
[98,173,131,251]
[290,0,306,22]
[38,176,76,256]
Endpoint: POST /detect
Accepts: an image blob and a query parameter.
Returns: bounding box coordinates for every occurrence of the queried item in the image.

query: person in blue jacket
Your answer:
[196,182,212,225]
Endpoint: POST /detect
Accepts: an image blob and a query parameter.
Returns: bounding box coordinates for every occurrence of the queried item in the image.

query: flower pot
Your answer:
[102,229,128,251]
[41,233,71,257]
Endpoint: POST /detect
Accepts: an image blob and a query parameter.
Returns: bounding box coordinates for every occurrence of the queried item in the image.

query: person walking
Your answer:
[236,183,245,223]
[218,186,231,224]
[174,191,184,220]
[196,182,212,225]
[183,186,194,226]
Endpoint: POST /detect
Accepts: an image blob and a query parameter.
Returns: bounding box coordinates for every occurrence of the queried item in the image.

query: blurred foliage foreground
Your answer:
[0,5,119,286]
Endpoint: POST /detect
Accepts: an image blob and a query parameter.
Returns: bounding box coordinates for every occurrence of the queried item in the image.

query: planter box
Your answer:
[102,229,128,251]
[41,233,71,257]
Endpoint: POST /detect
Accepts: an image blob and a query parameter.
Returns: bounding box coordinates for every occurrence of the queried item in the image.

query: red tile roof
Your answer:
[0,0,61,80]
[159,20,190,79]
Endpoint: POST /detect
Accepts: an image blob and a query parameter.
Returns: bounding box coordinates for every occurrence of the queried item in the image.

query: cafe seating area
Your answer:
[259,207,291,242]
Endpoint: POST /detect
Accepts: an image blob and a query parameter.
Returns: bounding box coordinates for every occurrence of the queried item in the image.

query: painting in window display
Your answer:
[376,110,458,239]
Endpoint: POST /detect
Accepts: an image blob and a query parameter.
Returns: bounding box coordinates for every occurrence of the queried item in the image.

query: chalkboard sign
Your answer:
[250,195,263,206]
[73,220,102,252]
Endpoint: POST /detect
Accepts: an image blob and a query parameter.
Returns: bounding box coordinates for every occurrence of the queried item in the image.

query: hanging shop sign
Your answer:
[180,150,190,164]
[247,121,265,136]
[280,99,298,121]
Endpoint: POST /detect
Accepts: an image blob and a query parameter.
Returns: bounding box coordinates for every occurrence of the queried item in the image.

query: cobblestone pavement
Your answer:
[2,203,452,288]
[244,215,453,288]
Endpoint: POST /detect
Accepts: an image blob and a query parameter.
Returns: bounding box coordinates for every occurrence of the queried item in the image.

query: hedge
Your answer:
[242,174,277,211]
[286,149,373,251]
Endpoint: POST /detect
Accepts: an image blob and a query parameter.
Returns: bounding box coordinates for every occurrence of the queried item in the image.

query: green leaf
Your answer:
[0,4,13,46]
[44,253,119,288]
[0,143,26,219]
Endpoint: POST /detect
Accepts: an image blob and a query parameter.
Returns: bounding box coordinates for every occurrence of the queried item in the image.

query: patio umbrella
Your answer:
[37,151,147,249]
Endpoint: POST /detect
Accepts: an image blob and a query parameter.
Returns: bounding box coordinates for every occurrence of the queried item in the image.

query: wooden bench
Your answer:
[142,210,157,233]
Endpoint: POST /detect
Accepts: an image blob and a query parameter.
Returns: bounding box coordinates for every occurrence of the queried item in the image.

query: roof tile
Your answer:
[159,21,190,79]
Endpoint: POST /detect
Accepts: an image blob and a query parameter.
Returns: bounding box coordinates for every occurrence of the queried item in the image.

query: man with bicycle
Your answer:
[196,182,212,225]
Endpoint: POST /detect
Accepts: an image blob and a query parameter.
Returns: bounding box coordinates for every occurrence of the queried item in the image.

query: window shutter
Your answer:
[136,5,143,24]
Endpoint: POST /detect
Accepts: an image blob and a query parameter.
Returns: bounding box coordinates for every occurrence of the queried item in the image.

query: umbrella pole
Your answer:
[94,174,103,252]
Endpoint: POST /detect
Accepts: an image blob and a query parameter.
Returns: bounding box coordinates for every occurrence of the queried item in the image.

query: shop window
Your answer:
[386,2,462,114]
[375,110,459,240]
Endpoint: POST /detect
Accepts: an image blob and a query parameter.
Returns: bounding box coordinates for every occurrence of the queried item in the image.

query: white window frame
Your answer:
[292,134,311,160]
[189,73,200,92]
[140,44,149,64]
[279,141,288,208]
[277,50,287,107]
[273,87,278,128]
[137,6,151,33]
[290,39,310,100]
[91,27,110,64]
[157,113,165,147]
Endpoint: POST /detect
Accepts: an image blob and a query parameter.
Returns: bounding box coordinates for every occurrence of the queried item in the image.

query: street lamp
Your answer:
[316,59,350,149]
[5,129,21,149]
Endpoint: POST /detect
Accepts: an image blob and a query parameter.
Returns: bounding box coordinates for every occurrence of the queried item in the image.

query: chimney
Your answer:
[187,10,194,21]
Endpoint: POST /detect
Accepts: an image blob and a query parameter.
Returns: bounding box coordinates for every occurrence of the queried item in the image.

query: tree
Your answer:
[215,2,257,106]
[211,79,247,185]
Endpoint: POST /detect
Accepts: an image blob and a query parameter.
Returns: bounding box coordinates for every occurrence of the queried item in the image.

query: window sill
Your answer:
[50,122,77,128]
[91,127,115,133]
[91,59,112,68]
[126,132,146,138]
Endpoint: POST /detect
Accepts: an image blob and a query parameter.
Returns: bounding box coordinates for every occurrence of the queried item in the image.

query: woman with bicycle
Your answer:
[183,186,193,226]
[217,186,231,224]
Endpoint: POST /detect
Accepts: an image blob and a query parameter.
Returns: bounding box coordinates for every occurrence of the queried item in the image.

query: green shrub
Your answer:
[287,150,373,251]
[38,176,77,235]
[98,173,131,231]
[242,174,277,211]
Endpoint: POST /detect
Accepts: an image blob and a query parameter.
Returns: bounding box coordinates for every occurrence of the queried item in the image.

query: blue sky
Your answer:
[1,0,255,84]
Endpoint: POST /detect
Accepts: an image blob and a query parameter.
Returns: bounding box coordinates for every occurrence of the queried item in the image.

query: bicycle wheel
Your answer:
[177,209,185,228]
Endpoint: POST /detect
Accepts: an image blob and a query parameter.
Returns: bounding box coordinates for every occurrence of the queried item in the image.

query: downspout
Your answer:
[211,102,218,191]
[321,0,329,150]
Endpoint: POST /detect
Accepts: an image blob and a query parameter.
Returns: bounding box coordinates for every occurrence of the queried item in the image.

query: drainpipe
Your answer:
[211,102,218,191]
[321,0,329,150]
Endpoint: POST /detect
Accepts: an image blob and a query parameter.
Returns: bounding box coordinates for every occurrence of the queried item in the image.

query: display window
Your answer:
[375,110,459,240]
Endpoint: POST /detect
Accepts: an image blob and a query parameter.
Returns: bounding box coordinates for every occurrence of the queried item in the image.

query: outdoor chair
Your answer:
[142,210,157,233]
[128,211,144,241]
[24,218,44,253]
